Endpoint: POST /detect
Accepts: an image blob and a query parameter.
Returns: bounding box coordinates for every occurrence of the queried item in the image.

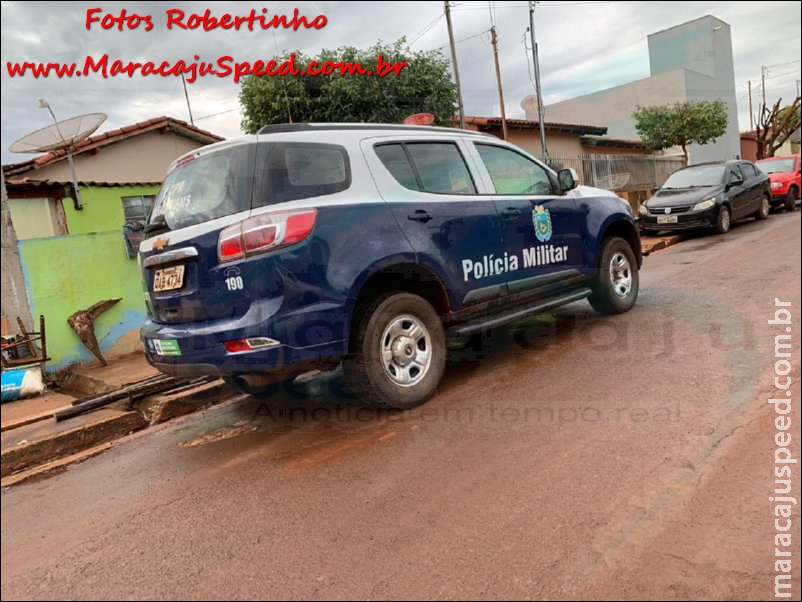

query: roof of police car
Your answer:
[256,123,494,137]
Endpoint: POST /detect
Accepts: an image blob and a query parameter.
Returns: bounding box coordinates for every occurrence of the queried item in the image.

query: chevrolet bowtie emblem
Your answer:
[153,237,169,252]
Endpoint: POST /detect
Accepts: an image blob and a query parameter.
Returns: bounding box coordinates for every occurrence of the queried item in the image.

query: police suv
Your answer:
[139,124,641,409]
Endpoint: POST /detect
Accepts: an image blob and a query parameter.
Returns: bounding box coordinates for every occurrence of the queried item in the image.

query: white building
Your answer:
[524,15,740,164]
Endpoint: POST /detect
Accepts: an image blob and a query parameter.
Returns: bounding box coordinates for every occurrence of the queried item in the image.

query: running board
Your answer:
[447,287,593,339]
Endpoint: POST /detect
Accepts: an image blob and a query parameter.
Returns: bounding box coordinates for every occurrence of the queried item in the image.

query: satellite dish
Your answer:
[403,113,435,126]
[9,108,107,210]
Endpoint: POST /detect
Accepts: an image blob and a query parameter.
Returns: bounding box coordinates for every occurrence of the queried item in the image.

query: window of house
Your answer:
[375,142,476,195]
[121,195,155,257]
[475,144,554,195]
[122,195,156,222]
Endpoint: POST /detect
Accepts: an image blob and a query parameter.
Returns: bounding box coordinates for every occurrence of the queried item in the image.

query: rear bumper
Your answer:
[140,298,348,378]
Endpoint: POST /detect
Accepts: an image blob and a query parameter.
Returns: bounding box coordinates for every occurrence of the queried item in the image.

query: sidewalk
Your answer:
[641,233,683,254]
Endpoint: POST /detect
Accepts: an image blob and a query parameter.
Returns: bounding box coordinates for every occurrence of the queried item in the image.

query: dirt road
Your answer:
[2,212,800,600]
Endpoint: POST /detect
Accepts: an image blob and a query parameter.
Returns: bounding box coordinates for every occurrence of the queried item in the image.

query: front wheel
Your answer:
[714,205,731,234]
[343,292,446,410]
[588,237,639,315]
[755,194,770,220]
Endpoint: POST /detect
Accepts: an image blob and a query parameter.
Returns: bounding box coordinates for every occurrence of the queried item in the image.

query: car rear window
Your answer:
[375,142,476,195]
[149,144,256,231]
[255,142,351,206]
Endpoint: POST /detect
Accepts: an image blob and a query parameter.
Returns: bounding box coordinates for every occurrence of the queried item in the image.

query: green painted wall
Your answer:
[16,184,160,369]
[18,231,147,369]
[63,185,159,234]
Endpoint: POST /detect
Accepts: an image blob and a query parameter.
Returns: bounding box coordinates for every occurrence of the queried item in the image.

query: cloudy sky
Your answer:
[1,0,800,163]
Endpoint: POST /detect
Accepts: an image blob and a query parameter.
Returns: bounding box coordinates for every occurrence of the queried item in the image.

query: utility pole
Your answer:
[444,1,465,129]
[181,72,194,126]
[748,80,753,131]
[761,65,767,108]
[528,1,548,159]
[490,27,508,140]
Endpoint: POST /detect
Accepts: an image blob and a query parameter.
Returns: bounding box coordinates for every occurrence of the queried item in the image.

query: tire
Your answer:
[755,194,770,220]
[588,236,640,316]
[343,292,446,410]
[785,186,798,212]
[714,205,731,234]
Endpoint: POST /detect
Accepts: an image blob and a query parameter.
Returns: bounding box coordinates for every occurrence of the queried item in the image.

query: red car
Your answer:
[756,154,800,211]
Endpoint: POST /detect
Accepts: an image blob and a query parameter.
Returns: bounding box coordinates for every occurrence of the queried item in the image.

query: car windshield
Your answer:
[756,158,796,174]
[662,165,726,189]
[148,144,255,232]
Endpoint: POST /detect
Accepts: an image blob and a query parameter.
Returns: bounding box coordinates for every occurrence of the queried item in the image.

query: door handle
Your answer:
[500,207,521,219]
[408,210,432,223]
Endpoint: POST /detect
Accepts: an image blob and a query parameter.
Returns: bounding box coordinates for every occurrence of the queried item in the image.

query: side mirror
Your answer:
[727,176,743,189]
[557,168,579,193]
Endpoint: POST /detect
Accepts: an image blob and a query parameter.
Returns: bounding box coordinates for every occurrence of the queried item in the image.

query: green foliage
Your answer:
[239,39,458,132]
[632,100,729,163]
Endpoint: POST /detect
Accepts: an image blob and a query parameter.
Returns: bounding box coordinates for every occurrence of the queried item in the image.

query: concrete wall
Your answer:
[1,177,34,335]
[17,231,147,369]
[502,129,586,159]
[532,70,688,141]
[7,198,65,239]
[30,131,200,184]
[530,15,740,165]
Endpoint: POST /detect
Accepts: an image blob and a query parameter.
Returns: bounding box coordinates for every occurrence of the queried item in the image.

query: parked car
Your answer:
[755,154,800,212]
[138,124,641,409]
[639,160,771,235]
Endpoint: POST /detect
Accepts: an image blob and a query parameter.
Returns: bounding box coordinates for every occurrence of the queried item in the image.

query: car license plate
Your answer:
[657,215,678,224]
[153,265,185,292]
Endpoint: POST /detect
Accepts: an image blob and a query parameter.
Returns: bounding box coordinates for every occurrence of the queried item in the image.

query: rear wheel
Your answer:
[786,186,798,211]
[714,205,731,234]
[343,292,446,410]
[755,194,770,220]
[588,237,639,315]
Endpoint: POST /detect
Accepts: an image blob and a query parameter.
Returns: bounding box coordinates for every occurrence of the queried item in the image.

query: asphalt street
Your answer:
[2,211,800,600]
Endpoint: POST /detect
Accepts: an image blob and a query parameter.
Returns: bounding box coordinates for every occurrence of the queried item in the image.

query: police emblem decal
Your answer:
[533,205,553,243]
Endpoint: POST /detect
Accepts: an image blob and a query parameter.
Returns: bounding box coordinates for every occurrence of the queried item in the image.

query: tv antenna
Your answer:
[9,102,107,210]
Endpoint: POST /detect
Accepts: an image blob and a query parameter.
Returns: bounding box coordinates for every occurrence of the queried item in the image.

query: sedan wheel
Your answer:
[715,205,731,234]
[755,195,770,220]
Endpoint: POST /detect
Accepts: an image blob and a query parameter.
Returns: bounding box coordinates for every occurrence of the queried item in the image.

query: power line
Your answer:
[408,13,445,46]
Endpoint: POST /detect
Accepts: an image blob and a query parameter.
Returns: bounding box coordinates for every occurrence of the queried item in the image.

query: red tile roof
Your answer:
[3,116,223,178]
[462,116,607,137]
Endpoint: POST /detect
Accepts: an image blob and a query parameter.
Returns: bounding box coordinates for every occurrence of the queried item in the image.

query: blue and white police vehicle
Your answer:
[139,124,641,409]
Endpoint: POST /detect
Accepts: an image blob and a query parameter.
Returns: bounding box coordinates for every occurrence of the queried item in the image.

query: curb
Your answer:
[642,234,683,254]
[1,411,146,477]
[137,379,234,424]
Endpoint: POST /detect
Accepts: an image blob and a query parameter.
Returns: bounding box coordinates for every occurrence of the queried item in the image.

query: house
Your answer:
[3,116,223,369]
[526,15,741,164]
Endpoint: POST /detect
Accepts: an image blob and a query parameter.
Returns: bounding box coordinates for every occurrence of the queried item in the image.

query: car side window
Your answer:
[475,143,554,195]
[740,163,756,179]
[375,142,477,195]
[729,165,744,183]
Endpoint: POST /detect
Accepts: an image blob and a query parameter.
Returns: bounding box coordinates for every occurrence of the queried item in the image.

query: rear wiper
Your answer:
[144,214,170,236]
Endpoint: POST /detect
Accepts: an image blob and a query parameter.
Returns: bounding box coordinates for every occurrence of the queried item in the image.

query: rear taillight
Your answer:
[218,208,317,263]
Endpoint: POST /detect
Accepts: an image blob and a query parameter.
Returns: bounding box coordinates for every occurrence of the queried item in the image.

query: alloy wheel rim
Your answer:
[609,252,632,298]
[381,314,432,387]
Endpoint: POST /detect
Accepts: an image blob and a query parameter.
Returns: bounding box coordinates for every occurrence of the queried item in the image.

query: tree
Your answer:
[239,39,458,132]
[632,100,729,165]
[755,97,801,159]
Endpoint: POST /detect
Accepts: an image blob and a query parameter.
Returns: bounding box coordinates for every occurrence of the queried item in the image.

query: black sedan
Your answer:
[639,160,771,235]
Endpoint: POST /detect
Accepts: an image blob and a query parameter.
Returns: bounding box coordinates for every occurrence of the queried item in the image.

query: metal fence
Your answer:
[544,154,685,192]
